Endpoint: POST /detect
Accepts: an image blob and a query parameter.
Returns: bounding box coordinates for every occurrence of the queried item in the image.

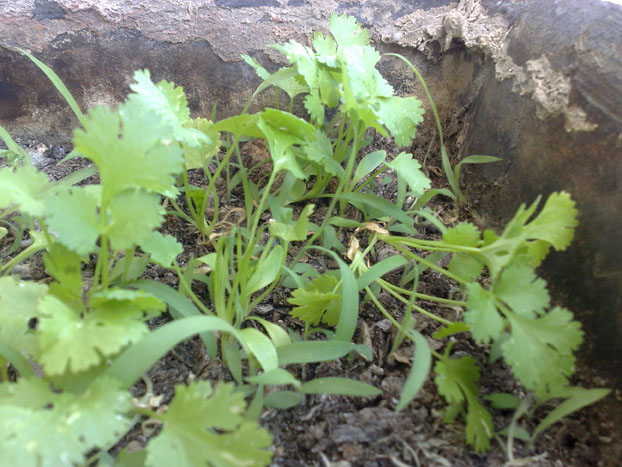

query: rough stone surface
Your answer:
[1,0,622,386]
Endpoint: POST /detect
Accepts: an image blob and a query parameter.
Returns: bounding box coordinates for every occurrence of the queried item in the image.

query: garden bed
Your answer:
[0,13,619,467]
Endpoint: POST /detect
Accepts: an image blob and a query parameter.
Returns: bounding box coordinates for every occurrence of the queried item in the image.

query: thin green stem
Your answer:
[379,281,454,326]
[0,242,46,276]
[99,236,110,290]
[365,285,443,359]
[354,165,390,193]
[173,263,213,316]
[378,279,466,306]
[388,242,467,286]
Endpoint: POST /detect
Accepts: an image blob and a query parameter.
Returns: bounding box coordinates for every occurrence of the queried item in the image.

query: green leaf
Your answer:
[443,222,480,247]
[289,274,341,326]
[356,255,407,291]
[212,114,264,138]
[268,204,314,242]
[44,186,100,255]
[301,377,381,396]
[264,390,303,409]
[375,97,425,147]
[20,49,87,127]
[502,307,583,397]
[396,330,432,411]
[0,276,47,356]
[303,131,342,177]
[432,322,470,338]
[523,191,578,251]
[0,376,131,466]
[0,125,30,163]
[313,32,338,66]
[44,242,83,303]
[386,152,431,197]
[73,102,184,201]
[37,295,149,375]
[106,190,165,251]
[241,54,270,80]
[247,317,291,348]
[338,192,414,232]
[247,245,283,295]
[441,145,465,202]
[141,231,183,268]
[454,155,501,182]
[89,288,165,317]
[128,70,207,147]
[237,327,279,372]
[343,45,393,103]
[104,316,276,387]
[435,356,480,405]
[182,118,220,170]
[485,393,522,410]
[246,368,301,389]
[353,150,386,185]
[464,394,494,453]
[304,89,325,125]
[277,341,359,366]
[145,381,272,467]
[0,164,49,216]
[464,283,505,344]
[494,264,550,317]
[533,387,610,437]
[329,13,370,49]
[273,41,318,89]
[434,356,493,452]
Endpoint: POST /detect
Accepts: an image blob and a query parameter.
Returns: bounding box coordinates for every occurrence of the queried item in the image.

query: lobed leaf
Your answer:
[37,295,149,375]
[0,164,49,216]
[502,307,583,397]
[145,381,272,467]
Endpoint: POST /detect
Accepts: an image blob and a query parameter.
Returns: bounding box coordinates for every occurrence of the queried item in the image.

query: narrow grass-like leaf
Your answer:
[0,125,30,162]
[20,49,86,127]
[301,377,381,396]
[277,341,358,366]
[104,316,275,387]
[440,145,465,202]
[395,330,431,411]
[352,150,386,185]
[498,425,531,442]
[263,390,303,409]
[338,192,414,232]
[485,393,522,410]
[247,245,283,295]
[410,187,455,211]
[246,368,301,389]
[131,279,201,319]
[454,155,501,183]
[238,327,279,371]
[247,317,291,347]
[533,387,610,438]
[356,255,407,290]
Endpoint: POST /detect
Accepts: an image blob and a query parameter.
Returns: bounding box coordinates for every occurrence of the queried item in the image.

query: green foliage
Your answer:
[0,14,608,465]
[146,382,272,467]
[289,274,342,326]
[434,355,493,452]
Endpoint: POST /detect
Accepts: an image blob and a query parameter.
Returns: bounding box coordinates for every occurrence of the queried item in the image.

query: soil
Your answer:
[2,133,621,467]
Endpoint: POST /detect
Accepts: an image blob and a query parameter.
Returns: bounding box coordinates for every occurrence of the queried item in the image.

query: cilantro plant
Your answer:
[0,61,274,466]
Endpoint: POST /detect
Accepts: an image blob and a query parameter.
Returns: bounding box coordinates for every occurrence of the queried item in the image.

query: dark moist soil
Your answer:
[2,135,621,467]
